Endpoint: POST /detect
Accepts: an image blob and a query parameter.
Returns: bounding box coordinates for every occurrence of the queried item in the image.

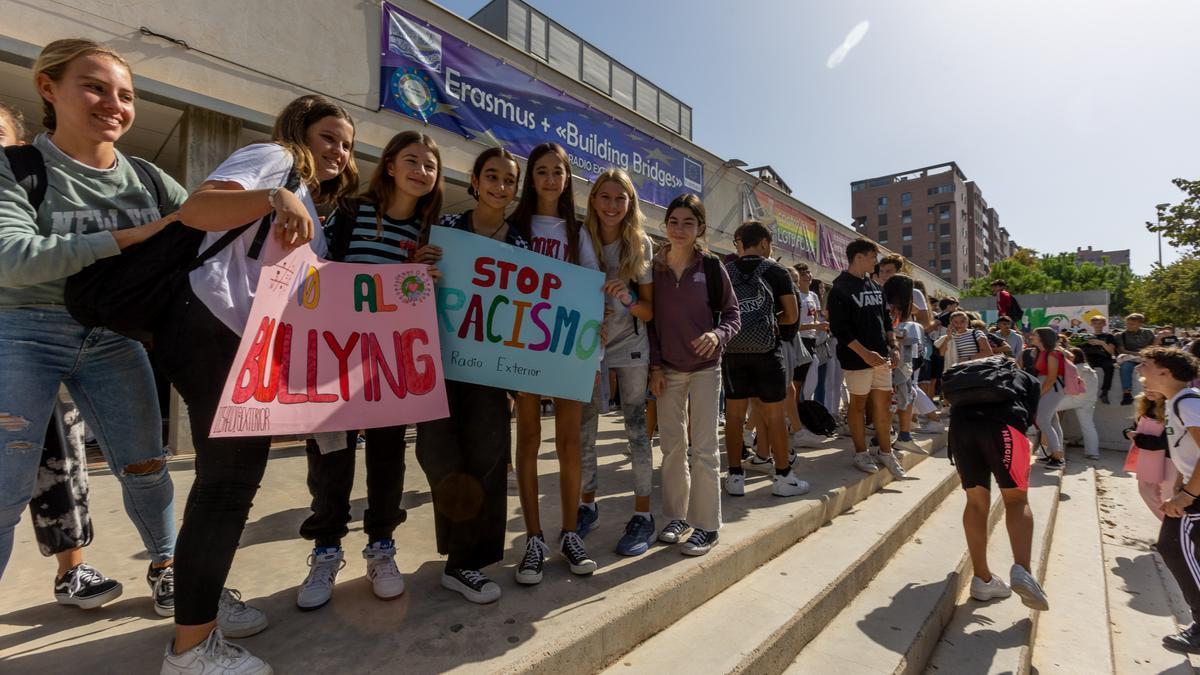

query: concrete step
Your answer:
[602,445,958,675]
[1032,465,1115,674]
[923,459,1065,674]
[785,469,1003,675]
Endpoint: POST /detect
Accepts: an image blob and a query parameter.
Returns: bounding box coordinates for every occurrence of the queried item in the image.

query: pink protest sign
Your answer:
[209,241,449,438]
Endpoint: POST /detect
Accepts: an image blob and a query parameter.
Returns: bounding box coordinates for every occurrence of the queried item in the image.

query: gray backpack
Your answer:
[724,259,778,354]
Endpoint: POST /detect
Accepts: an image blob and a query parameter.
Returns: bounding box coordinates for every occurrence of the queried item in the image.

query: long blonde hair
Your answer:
[34,39,131,131]
[585,168,647,283]
[269,95,359,207]
[1134,393,1165,422]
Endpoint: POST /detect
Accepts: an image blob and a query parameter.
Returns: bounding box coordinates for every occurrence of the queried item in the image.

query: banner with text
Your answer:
[430,227,604,402]
[755,189,819,261]
[380,2,703,209]
[210,241,449,438]
[819,224,857,272]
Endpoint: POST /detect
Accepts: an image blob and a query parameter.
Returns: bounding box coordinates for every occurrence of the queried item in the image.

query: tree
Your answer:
[1147,178,1200,252]
[962,252,1136,316]
[1126,254,1200,326]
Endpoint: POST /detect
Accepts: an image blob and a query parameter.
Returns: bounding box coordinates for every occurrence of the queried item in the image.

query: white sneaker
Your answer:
[725,472,745,496]
[742,428,756,449]
[161,628,271,675]
[772,471,811,497]
[364,540,406,600]
[872,450,906,479]
[917,420,945,435]
[970,575,1012,602]
[791,429,828,448]
[1010,564,1050,611]
[893,438,924,455]
[217,588,268,638]
[507,468,518,491]
[745,453,774,473]
[296,548,344,611]
[852,452,879,474]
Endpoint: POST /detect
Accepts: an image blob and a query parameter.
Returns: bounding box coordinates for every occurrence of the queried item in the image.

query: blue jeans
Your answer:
[1120,360,1138,392]
[0,307,175,577]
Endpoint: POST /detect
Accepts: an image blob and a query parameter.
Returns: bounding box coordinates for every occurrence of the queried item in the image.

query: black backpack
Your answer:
[701,254,725,328]
[796,400,837,436]
[941,355,1023,407]
[1008,294,1024,323]
[723,258,778,354]
[4,145,294,342]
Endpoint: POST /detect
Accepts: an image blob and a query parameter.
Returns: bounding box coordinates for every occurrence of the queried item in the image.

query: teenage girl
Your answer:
[1031,327,1068,469]
[294,130,443,611]
[647,194,740,556]
[1124,392,1176,521]
[510,142,601,584]
[0,40,179,614]
[578,168,655,556]
[160,95,358,674]
[416,146,524,604]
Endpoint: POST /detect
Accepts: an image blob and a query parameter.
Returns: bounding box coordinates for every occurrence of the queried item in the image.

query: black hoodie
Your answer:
[827,271,891,371]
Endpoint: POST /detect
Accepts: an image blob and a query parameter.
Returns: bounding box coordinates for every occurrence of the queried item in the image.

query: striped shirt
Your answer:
[329,201,420,264]
[952,329,982,359]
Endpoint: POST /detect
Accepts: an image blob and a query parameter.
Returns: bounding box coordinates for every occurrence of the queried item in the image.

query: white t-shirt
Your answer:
[188,144,326,335]
[528,215,600,269]
[601,235,653,367]
[1167,388,1200,480]
[912,288,928,313]
[798,290,821,339]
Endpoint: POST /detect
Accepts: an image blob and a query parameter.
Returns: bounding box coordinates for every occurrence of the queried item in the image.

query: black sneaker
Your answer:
[1046,458,1065,469]
[55,563,122,609]
[559,531,597,575]
[1121,393,1134,406]
[1099,391,1110,405]
[147,563,175,617]
[515,534,549,585]
[682,528,719,556]
[1163,623,1200,654]
[658,519,691,544]
[442,567,501,604]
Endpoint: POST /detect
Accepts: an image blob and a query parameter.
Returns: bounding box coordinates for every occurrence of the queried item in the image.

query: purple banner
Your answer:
[380,3,703,209]
[819,225,857,272]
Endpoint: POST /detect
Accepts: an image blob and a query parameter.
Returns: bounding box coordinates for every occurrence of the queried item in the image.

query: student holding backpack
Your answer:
[0,40,181,614]
[648,194,739,556]
[1030,327,1071,468]
[721,221,807,498]
[157,95,359,674]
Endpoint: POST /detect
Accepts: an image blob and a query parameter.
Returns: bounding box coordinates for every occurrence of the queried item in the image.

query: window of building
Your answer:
[901,192,911,206]
[611,64,634,109]
[680,106,692,139]
[902,227,912,241]
[938,204,951,221]
[878,214,887,228]
[901,209,912,224]
[658,94,681,132]
[878,230,888,244]
[928,222,936,232]
[581,44,609,92]
[940,242,951,254]
[927,183,954,196]
[941,264,952,274]
[877,196,888,212]
[940,222,951,237]
[635,78,657,118]
[928,259,937,269]
[548,25,580,78]
[528,12,547,60]
[928,241,936,250]
[902,245,912,257]
[507,1,528,50]
[927,206,934,215]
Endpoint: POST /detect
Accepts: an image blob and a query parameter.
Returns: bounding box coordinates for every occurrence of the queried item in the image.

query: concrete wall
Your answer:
[960,290,1111,313]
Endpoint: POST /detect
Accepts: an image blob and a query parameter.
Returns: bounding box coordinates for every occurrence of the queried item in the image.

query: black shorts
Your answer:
[949,419,1031,491]
[722,347,788,403]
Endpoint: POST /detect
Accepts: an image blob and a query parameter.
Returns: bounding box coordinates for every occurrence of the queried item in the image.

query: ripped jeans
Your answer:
[0,307,176,578]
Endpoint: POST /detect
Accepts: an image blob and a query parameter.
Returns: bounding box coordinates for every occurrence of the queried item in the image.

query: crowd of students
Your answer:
[3,38,1200,674]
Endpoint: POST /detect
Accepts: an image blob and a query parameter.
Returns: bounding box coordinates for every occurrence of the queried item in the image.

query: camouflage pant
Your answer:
[581,364,652,498]
[28,392,92,556]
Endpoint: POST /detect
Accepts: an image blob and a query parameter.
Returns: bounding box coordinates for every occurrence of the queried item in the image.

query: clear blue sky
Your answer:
[437,0,1199,273]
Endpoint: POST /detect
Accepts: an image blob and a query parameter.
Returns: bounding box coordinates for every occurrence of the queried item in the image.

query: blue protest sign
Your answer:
[380,2,704,209]
[429,227,604,402]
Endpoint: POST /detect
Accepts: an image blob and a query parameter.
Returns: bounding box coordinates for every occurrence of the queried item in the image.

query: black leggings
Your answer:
[1159,506,1200,624]
[157,288,271,626]
[300,427,407,548]
[1087,355,1114,394]
[415,380,509,571]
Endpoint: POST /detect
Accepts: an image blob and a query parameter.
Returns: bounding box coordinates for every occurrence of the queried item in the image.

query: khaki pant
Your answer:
[658,365,722,532]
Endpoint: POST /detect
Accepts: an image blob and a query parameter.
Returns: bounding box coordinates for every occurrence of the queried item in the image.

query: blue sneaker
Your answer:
[576,503,599,538]
[615,515,656,557]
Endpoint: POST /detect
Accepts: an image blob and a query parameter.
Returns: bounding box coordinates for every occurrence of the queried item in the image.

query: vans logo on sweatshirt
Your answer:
[50,207,163,234]
[851,289,884,308]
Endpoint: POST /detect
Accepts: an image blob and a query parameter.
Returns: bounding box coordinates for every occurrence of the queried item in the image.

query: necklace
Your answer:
[471,211,507,240]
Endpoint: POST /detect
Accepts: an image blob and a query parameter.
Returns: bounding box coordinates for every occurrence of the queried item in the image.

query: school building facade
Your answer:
[0,0,958,450]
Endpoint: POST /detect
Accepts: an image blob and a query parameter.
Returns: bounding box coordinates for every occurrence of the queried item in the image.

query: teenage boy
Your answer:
[827,238,904,478]
[1117,313,1156,404]
[949,357,1050,611]
[936,296,960,328]
[1136,347,1200,654]
[1081,315,1118,404]
[722,222,808,498]
[992,279,1016,319]
[992,316,1024,358]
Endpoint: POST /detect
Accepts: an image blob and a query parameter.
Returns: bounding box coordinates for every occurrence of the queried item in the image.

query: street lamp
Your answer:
[1154,202,1170,267]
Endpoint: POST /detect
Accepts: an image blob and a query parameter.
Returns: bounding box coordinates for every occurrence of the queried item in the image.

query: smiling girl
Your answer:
[509,142,601,584]
[293,130,444,612]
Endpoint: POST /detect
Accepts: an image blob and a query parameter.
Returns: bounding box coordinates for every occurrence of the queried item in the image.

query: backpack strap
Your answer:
[1172,391,1200,448]
[127,156,167,213]
[3,145,47,211]
[247,167,302,260]
[324,198,361,262]
[702,254,723,328]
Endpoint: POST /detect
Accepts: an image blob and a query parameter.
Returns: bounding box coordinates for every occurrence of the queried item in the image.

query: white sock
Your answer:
[580,502,597,512]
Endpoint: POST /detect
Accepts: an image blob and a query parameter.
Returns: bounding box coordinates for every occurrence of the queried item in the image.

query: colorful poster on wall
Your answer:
[754,189,819,261]
[429,227,604,402]
[380,2,703,209]
[210,241,449,438]
[976,305,1108,331]
[819,224,857,272]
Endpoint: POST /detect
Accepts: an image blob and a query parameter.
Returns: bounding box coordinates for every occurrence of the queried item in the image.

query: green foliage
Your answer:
[1126,254,1200,326]
[962,251,1135,316]
[1147,178,1200,252]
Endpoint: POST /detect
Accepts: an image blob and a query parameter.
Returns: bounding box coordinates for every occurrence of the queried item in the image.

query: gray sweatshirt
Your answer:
[0,133,187,307]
